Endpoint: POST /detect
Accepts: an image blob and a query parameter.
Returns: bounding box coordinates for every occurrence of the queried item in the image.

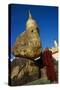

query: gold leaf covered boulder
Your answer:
[12,12,42,58]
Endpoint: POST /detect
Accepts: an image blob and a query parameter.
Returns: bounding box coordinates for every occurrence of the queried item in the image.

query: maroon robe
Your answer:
[42,49,57,81]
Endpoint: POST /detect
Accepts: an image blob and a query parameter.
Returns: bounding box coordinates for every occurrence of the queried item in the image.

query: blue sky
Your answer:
[10,4,58,49]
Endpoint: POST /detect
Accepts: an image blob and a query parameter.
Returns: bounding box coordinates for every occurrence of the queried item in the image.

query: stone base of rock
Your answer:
[10,57,40,86]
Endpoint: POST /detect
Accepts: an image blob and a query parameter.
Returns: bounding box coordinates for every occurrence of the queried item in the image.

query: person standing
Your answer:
[42,48,57,82]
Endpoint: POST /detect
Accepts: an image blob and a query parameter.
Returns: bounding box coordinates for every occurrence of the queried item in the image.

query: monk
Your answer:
[42,48,57,82]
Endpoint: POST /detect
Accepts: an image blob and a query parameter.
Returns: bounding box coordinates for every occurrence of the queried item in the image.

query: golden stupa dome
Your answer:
[26,11,38,30]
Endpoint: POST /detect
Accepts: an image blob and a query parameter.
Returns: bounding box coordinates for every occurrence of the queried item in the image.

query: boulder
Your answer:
[12,28,41,58]
[10,57,39,86]
[12,12,42,58]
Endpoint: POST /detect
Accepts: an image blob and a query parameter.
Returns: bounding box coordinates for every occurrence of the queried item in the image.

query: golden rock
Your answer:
[12,11,42,58]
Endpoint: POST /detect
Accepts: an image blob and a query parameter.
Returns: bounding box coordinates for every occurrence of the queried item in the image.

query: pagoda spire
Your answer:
[29,11,32,19]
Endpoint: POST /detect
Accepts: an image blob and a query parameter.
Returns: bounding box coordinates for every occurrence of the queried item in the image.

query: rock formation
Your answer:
[12,11,42,58]
[10,12,42,86]
[10,57,39,86]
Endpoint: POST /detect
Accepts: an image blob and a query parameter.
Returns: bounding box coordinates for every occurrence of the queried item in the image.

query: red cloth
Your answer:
[42,49,57,81]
